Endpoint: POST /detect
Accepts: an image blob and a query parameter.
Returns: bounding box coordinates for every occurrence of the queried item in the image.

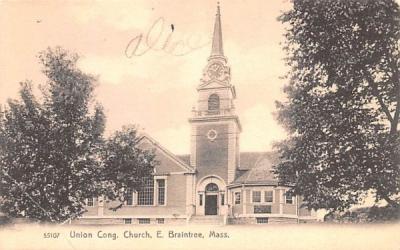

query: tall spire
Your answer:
[210,2,224,57]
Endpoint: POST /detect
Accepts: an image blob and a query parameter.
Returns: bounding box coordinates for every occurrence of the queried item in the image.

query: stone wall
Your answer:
[73,217,186,225]
[227,216,298,225]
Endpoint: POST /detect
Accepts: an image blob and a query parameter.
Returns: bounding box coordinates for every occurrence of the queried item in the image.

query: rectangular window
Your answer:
[252,191,261,203]
[265,191,273,203]
[254,205,272,214]
[138,178,154,206]
[87,198,94,207]
[124,218,132,224]
[199,194,203,206]
[221,194,225,205]
[156,218,164,224]
[126,188,133,206]
[157,179,166,205]
[234,192,241,205]
[285,192,294,204]
[138,218,150,224]
[256,217,268,224]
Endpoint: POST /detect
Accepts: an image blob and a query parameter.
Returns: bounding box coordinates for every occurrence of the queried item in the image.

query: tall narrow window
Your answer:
[126,188,133,206]
[199,194,203,206]
[208,94,220,111]
[157,179,166,205]
[138,178,154,205]
[234,192,241,205]
[221,194,225,205]
[265,191,273,203]
[252,191,261,203]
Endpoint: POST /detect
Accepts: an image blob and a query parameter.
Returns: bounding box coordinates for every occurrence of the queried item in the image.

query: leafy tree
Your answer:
[275,0,400,211]
[0,82,58,221]
[0,47,155,222]
[102,126,155,210]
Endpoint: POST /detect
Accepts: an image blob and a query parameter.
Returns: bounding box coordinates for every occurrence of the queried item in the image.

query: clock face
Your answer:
[207,63,223,79]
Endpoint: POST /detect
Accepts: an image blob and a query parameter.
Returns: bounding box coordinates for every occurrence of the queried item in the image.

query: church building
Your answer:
[77,5,317,225]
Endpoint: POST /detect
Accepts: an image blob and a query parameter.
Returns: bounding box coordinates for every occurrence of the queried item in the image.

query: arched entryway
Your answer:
[205,183,219,215]
[196,175,226,216]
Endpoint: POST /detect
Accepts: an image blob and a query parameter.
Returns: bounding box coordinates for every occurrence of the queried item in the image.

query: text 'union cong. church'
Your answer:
[77,4,317,225]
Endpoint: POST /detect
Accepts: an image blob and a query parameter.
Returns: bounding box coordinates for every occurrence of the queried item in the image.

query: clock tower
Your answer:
[189,4,241,186]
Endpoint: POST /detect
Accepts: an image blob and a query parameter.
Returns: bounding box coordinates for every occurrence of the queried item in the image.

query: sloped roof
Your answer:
[137,134,194,173]
[177,154,190,166]
[239,152,279,170]
[177,152,280,185]
[231,152,279,185]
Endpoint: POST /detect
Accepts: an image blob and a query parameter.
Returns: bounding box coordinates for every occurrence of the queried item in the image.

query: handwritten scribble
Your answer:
[125,17,210,58]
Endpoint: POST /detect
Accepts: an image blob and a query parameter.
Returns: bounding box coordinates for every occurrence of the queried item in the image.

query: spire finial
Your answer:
[210,2,224,57]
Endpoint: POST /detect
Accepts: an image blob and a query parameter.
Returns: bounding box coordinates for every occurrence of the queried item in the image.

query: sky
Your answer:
[0,0,291,154]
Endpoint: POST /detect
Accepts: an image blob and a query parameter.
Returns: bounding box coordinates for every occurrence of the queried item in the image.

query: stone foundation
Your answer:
[228,217,299,224]
[72,217,186,225]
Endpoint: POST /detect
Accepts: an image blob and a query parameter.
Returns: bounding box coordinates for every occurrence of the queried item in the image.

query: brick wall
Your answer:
[196,123,229,182]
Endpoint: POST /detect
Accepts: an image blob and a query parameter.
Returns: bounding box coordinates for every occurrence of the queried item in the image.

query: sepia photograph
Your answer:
[0,0,399,249]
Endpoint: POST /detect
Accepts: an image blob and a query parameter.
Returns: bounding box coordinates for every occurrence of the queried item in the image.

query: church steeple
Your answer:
[189,3,241,185]
[210,3,224,58]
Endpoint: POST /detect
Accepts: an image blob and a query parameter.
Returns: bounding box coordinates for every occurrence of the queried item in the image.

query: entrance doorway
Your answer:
[205,195,218,215]
[204,183,219,215]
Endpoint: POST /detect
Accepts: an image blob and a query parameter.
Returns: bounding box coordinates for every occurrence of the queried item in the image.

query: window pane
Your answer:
[234,192,241,205]
[208,94,220,111]
[252,191,261,203]
[256,217,268,224]
[285,192,293,204]
[138,178,154,205]
[138,218,150,224]
[126,188,133,205]
[265,191,273,203]
[205,183,219,192]
[254,205,272,214]
[157,179,165,205]
[124,218,132,224]
[87,198,94,207]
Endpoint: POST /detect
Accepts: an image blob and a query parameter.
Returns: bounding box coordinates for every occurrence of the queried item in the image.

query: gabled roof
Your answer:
[137,134,194,173]
[198,80,231,90]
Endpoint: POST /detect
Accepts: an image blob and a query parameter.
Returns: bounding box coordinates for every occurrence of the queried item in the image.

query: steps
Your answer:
[189,215,224,225]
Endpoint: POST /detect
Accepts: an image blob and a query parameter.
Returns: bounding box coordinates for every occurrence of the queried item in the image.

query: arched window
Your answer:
[208,94,220,111]
[205,183,219,192]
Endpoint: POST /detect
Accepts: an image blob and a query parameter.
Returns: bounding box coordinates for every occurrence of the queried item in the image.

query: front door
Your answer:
[205,195,218,215]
